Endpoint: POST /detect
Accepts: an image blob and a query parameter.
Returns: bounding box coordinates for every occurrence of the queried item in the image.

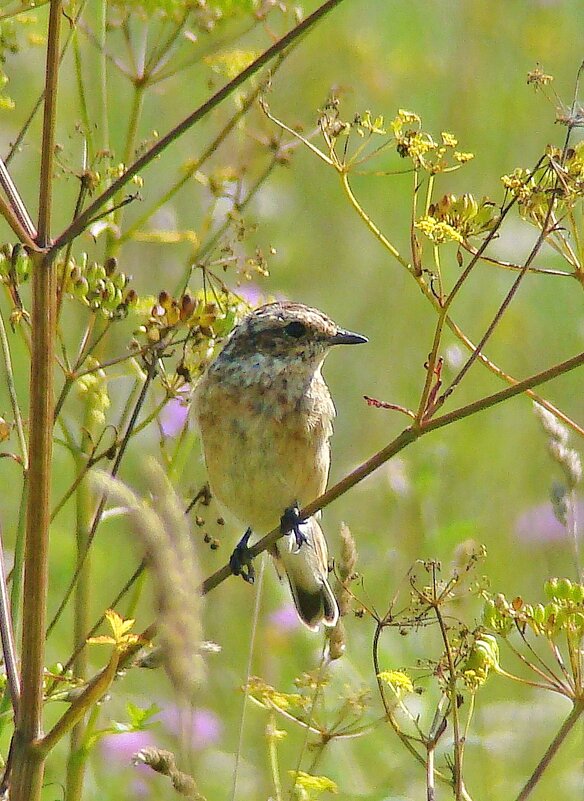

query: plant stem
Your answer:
[0,310,28,469]
[342,168,584,437]
[267,711,283,801]
[231,557,265,801]
[0,481,26,739]
[107,81,145,255]
[11,0,62,795]
[0,158,37,240]
[434,601,463,798]
[11,250,57,801]
[514,700,584,801]
[38,653,120,756]
[37,0,62,247]
[426,746,435,801]
[0,528,20,715]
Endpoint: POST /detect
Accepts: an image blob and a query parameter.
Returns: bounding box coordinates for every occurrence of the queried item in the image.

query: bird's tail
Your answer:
[272,516,339,632]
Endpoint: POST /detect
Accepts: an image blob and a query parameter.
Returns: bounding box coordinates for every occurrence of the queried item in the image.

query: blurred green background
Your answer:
[0,1,583,799]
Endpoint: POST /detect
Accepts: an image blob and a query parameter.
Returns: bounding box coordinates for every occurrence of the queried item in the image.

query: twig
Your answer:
[37,653,121,756]
[0,525,20,716]
[0,194,39,251]
[0,310,28,470]
[0,158,37,240]
[434,599,463,798]
[514,700,584,801]
[200,349,584,595]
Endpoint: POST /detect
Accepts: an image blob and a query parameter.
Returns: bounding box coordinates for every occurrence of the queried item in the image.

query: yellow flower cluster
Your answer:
[415,215,464,244]
[390,109,474,173]
[426,193,499,240]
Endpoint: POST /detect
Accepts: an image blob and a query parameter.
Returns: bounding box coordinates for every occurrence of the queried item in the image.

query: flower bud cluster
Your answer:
[502,143,584,224]
[389,110,474,173]
[425,193,499,240]
[138,291,236,342]
[462,632,500,689]
[483,579,584,639]
[0,243,32,283]
[76,357,111,428]
[62,254,137,319]
[317,100,474,175]
[136,289,243,378]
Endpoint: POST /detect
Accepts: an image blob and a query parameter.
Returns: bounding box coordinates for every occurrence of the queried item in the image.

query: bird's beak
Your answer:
[330,328,368,346]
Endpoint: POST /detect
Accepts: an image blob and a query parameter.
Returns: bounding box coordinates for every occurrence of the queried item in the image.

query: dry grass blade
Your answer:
[92,461,203,700]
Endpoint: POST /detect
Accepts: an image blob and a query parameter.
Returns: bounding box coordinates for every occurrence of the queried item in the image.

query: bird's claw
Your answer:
[229,527,255,584]
[281,504,309,551]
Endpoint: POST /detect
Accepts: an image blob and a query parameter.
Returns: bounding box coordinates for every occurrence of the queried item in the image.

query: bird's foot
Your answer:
[280,504,309,551]
[229,528,255,584]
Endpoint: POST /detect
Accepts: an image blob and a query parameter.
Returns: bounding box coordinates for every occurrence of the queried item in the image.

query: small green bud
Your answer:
[112,271,127,290]
[570,583,584,604]
[14,249,30,281]
[544,602,559,624]
[544,578,560,600]
[103,280,116,305]
[73,277,89,300]
[556,578,572,600]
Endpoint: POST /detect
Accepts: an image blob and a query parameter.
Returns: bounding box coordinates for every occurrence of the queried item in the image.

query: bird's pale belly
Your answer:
[198,394,331,533]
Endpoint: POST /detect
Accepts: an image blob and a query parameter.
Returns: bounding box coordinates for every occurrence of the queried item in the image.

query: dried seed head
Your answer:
[548,442,582,489]
[133,747,204,800]
[92,461,203,701]
[533,403,569,446]
[326,523,359,660]
[327,619,346,661]
[338,522,358,581]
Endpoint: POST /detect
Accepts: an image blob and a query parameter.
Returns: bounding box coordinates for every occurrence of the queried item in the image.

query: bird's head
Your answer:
[220,301,367,368]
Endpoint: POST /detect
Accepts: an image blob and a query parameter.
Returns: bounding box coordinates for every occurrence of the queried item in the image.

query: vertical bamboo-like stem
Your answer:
[37,1,62,248]
[11,252,56,801]
[11,2,62,799]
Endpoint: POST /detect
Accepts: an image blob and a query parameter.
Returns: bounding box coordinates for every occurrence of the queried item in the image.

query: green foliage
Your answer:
[108,0,262,24]
[0,2,583,800]
[0,14,43,109]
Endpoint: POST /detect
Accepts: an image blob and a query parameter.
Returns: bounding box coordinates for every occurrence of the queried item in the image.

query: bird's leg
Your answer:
[280,504,309,551]
[229,527,255,584]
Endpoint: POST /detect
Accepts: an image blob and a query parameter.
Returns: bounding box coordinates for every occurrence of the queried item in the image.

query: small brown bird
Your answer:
[194,301,367,630]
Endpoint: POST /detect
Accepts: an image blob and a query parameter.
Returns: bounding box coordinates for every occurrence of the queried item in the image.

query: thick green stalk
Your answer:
[11,1,62,798]
[11,253,56,801]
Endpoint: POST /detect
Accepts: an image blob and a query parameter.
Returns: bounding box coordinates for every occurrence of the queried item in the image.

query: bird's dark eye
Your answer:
[283,321,307,338]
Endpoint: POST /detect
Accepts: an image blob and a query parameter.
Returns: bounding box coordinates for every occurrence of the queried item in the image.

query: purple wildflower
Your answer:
[515,500,583,545]
[269,603,301,632]
[159,389,191,438]
[158,706,222,750]
[100,729,156,763]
